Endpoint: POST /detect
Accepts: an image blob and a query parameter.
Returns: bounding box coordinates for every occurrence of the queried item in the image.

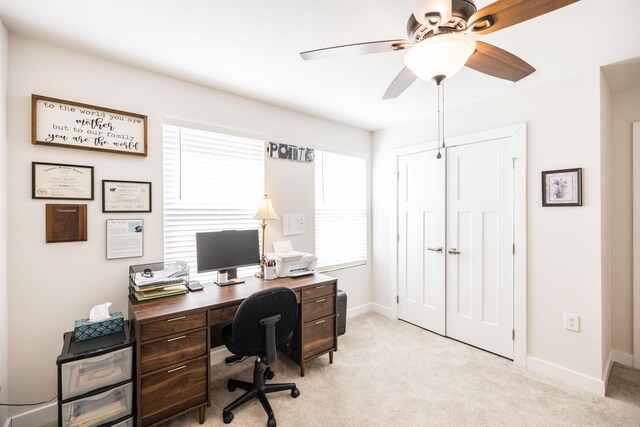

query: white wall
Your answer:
[0,18,8,427]
[6,34,371,409]
[600,72,612,377]
[610,84,640,355]
[372,69,605,381]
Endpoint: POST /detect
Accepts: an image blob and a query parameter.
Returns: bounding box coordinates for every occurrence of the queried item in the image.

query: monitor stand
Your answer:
[215,278,245,287]
[214,268,245,286]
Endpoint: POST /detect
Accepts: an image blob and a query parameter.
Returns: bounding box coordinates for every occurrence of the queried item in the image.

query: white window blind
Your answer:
[163,124,264,281]
[314,150,367,270]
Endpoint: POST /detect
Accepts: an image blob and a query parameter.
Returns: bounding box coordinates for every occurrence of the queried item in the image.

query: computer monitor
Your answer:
[195,229,260,284]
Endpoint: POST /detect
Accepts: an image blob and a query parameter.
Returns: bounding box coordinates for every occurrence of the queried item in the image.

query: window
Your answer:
[314,150,367,270]
[163,123,264,281]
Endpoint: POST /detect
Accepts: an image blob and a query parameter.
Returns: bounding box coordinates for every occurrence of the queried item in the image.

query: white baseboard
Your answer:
[527,356,605,396]
[610,350,634,367]
[9,402,56,427]
[346,303,372,318]
[210,345,234,366]
[371,303,394,318]
[604,350,634,390]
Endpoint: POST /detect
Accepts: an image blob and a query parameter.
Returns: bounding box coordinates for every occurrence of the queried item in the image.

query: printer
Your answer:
[268,241,317,278]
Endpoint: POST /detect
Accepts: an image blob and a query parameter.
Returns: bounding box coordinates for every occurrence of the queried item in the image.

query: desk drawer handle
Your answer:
[316,299,326,303]
[166,316,186,322]
[315,285,325,290]
[167,365,187,373]
[315,320,326,325]
[167,335,186,342]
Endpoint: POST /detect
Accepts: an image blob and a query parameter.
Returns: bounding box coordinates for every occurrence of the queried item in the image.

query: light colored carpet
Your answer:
[166,312,640,427]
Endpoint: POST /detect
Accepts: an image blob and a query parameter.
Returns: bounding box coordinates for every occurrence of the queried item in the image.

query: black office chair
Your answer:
[221,287,300,427]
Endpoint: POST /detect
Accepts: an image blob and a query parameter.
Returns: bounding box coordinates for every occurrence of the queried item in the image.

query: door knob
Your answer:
[426,246,443,253]
[448,248,460,255]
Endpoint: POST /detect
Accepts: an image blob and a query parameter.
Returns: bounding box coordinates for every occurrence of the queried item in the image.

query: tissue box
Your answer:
[74,312,124,342]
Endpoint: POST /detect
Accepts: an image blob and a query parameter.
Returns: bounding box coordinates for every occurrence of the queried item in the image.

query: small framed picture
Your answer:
[102,180,152,213]
[542,168,582,207]
[106,219,144,259]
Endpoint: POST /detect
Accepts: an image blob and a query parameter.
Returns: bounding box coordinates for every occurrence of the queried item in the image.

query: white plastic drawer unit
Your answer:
[61,382,133,427]
[111,416,134,427]
[61,347,133,400]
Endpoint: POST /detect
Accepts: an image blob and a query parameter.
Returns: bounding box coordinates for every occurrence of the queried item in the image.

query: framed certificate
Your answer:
[102,180,152,213]
[32,162,94,200]
[106,219,144,259]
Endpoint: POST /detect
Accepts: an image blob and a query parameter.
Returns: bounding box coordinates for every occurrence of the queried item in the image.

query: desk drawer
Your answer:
[140,357,208,426]
[302,282,335,301]
[140,311,207,342]
[303,295,335,323]
[209,304,239,326]
[140,329,207,374]
[303,315,335,358]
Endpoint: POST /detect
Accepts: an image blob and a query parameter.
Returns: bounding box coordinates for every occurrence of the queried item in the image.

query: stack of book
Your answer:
[129,261,189,302]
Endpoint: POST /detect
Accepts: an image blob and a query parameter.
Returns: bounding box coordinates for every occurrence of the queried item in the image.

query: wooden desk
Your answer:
[129,273,338,427]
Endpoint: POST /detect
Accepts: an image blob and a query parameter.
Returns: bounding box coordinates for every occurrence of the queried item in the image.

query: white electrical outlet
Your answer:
[564,313,580,332]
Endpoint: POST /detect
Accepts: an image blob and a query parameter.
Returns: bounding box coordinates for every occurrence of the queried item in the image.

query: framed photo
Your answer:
[102,180,152,213]
[542,168,582,206]
[32,94,147,156]
[32,162,94,200]
[106,219,144,259]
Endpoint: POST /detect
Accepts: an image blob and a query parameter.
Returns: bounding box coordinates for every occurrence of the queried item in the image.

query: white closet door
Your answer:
[397,150,446,335]
[445,138,514,359]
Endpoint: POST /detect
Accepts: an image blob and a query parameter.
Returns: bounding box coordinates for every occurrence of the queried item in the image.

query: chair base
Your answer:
[223,357,299,426]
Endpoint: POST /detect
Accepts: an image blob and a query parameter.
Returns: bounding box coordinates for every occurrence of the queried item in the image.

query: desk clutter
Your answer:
[128,260,189,302]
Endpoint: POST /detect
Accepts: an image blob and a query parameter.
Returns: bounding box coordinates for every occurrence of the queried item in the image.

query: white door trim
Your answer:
[632,121,640,369]
[391,123,527,366]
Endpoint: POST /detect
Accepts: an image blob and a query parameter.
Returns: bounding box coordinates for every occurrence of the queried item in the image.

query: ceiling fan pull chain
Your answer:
[434,76,446,160]
[442,78,445,152]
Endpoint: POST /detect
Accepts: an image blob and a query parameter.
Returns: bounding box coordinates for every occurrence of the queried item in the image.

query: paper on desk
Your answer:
[273,240,293,253]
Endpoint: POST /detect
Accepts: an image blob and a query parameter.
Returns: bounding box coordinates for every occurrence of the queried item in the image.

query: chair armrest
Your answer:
[260,314,281,364]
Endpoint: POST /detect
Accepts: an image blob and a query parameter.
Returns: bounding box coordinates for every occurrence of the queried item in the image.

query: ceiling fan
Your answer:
[300,0,581,99]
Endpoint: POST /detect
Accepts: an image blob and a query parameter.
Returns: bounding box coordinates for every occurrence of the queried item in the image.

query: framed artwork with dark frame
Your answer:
[542,168,582,207]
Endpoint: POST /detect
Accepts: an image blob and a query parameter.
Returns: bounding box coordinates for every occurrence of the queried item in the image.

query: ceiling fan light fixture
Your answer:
[403,32,477,81]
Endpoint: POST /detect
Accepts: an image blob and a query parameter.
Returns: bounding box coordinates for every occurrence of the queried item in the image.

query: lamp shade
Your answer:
[254,194,279,220]
[404,32,477,81]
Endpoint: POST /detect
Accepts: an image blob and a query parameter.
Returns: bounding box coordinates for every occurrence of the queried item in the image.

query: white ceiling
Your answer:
[0,0,638,131]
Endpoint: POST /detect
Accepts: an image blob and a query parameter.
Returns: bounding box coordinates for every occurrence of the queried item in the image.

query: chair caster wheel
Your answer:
[227,380,236,392]
[223,411,234,424]
[291,388,300,398]
[264,368,274,380]
[267,415,276,427]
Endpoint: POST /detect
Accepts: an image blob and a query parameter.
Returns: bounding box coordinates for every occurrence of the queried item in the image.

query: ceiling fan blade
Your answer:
[465,41,535,82]
[407,0,452,26]
[300,39,411,60]
[468,0,580,35]
[382,67,418,100]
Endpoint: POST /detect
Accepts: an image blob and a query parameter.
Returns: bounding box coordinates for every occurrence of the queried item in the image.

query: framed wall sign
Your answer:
[542,168,582,206]
[106,219,144,259]
[32,94,148,156]
[45,204,87,243]
[102,180,152,213]
[32,162,94,200]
